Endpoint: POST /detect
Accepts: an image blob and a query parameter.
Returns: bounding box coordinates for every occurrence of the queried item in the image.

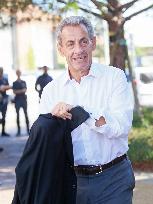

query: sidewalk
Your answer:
[0,136,27,203]
[1,135,153,204]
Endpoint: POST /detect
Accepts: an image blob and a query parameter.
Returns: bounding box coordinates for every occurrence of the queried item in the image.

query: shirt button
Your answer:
[72,184,76,189]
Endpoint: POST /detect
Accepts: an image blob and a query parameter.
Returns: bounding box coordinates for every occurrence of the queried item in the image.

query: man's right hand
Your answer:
[52,102,73,120]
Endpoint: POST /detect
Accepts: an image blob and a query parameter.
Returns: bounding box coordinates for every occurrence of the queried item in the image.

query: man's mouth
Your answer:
[73,55,87,62]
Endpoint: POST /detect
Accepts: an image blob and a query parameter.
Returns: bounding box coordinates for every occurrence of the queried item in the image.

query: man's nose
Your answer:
[74,43,83,54]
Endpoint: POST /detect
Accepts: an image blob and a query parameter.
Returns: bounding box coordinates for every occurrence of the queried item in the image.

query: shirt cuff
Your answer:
[85,117,108,133]
[83,106,107,130]
[84,106,105,120]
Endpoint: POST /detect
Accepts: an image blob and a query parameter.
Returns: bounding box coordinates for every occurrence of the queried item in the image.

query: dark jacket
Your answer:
[35,74,53,98]
[12,106,89,204]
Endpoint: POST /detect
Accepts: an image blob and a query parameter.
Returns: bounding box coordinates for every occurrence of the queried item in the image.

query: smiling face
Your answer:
[58,24,96,79]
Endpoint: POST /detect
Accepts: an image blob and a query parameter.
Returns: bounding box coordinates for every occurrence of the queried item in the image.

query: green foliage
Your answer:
[132,107,153,128]
[60,1,79,13]
[128,136,153,162]
[48,2,53,10]
[135,47,153,56]
[57,63,65,69]
[26,46,35,71]
[128,107,153,162]
[132,113,143,128]
[65,2,79,10]
[142,107,153,123]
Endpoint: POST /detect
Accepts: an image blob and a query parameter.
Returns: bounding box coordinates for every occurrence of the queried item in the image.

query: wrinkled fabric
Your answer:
[12,107,89,204]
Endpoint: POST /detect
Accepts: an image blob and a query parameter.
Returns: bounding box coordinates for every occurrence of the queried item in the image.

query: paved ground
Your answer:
[0,70,153,203]
[1,135,153,204]
[0,136,26,203]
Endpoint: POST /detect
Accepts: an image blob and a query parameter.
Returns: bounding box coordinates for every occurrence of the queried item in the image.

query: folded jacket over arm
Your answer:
[12,106,89,204]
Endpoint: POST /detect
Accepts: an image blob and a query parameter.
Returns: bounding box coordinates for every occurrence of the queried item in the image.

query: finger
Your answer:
[66,104,73,111]
[64,112,72,120]
[52,109,59,116]
[60,112,72,120]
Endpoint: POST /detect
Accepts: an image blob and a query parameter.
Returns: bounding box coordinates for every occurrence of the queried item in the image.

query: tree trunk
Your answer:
[107,18,141,113]
[108,26,126,70]
[106,0,126,70]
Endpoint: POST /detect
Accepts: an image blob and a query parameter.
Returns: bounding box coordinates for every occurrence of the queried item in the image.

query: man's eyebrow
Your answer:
[65,40,74,46]
[66,40,74,43]
[80,37,89,41]
[81,37,87,40]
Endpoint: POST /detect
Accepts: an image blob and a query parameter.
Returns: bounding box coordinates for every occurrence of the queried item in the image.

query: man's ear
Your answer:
[57,44,65,57]
[91,36,96,51]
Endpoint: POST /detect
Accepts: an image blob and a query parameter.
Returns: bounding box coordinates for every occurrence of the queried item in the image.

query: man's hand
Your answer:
[0,85,11,92]
[0,85,6,92]
[95,116,106,127]
[52,102,73,120]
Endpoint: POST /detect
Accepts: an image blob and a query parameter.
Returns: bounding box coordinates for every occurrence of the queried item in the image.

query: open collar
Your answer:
[61,63,105,86]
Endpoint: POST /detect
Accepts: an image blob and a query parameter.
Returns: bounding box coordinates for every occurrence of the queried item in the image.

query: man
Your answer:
[0,67,11,136]
[35,65,53,99]
[12,70,30,136]
[40,16,135,204]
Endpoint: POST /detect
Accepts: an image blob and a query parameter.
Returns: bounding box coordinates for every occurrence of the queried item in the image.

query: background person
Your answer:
[0,112,3,152]
[39,16,135,204]
[0,67,11,137]
[35,66,53,99]
[12,70,29,136]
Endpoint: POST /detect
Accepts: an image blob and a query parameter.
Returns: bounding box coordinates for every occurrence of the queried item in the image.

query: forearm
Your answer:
[84,70,134,138]
[0,85,11,91]
[84,107,133,138]
[13,88,26,94]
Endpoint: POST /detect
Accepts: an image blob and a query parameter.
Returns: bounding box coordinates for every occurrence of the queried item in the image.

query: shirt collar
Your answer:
[89,63,105,78]
[61,63,105,86]
[61,67,71,86]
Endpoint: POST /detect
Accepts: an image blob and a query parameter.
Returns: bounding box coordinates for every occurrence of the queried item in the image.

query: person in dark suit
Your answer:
[0,67,11,137]
[35,66,53,99]
[12,70,29,136]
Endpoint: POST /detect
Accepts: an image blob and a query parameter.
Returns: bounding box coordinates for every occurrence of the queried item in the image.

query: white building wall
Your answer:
[30,21,53,68]
[0,27,12,72]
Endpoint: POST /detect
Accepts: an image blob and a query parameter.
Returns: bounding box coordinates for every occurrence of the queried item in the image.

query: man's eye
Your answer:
[81,39,88,46]
[67,43,74,48]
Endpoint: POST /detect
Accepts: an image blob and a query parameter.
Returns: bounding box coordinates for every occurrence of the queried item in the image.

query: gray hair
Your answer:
[56,16,94,45]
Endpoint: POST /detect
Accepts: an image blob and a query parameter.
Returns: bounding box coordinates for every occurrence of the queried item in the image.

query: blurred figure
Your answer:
[0,67,11,137]
[35,66,53,99]
[0,112,3,152]
[0,147,3,152]
[12,70,30,136]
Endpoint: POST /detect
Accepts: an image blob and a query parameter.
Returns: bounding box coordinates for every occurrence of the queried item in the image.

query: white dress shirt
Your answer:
[39,63,133,165]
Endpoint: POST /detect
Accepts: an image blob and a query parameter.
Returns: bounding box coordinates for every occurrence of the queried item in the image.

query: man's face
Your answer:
[16,70,21,77]
[58,24,96,73]
[42,66,48,73]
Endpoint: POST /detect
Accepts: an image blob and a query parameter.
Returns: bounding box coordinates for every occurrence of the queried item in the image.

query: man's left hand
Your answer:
[52,102,73,120]
[95,116,106,127]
